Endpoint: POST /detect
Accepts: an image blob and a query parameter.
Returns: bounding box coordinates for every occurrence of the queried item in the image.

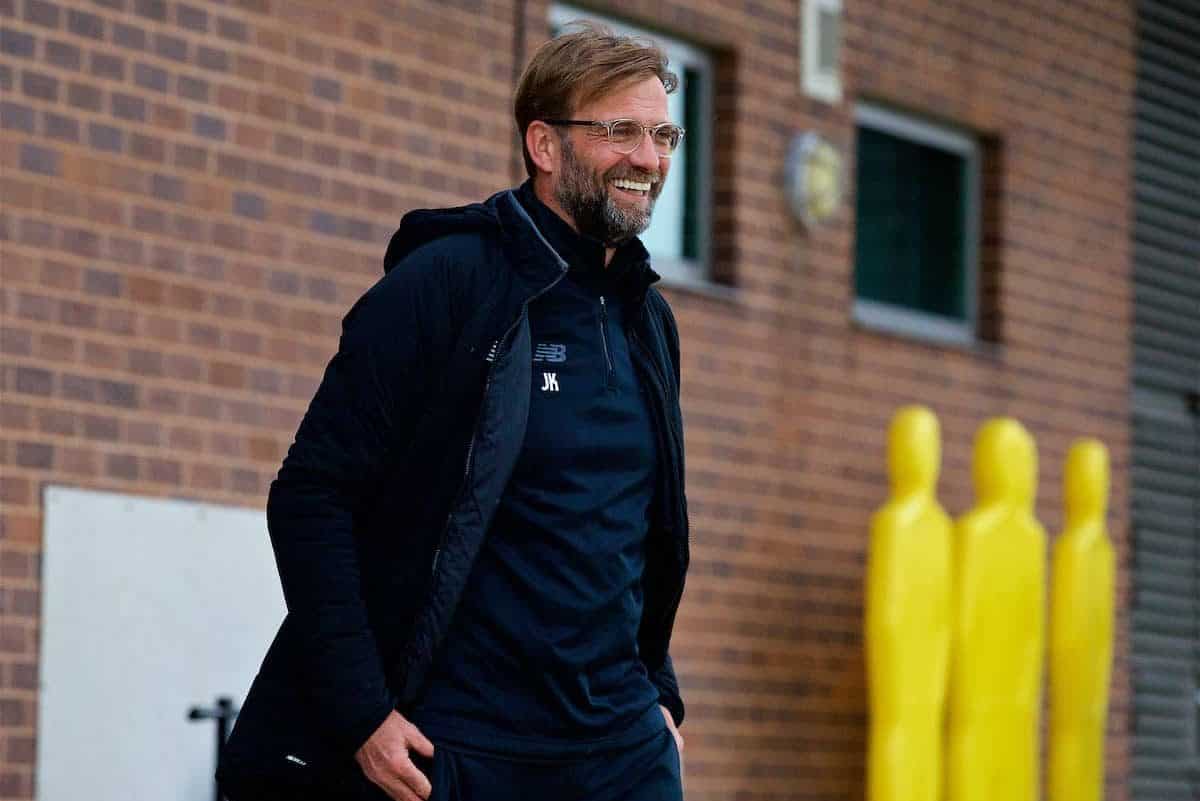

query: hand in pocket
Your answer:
[355,711,436,801]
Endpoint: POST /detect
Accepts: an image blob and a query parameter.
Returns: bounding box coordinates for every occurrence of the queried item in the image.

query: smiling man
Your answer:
[218,22,689,801]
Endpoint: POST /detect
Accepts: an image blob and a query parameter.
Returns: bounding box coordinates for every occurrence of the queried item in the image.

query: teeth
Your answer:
[612,178,651,192]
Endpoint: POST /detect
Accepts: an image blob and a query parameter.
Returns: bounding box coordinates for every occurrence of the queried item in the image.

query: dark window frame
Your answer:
[852,101,982,347]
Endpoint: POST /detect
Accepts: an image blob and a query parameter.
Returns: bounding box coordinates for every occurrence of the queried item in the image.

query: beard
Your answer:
[554,137,662,247]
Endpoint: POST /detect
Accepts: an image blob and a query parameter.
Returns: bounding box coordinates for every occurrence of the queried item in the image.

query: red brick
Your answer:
[190,463,223,490]
[210,432,242,458]
[59,447,97,477]
[9,662,38,691]
[166,283,205,311]
[16,293,53,323]
[126,420,160,446]
[83,341,121,369]
[105,452,138,480]
[147,458,181,485]
[9,589,38,616]
[167,426,204,451]
[0,702,28,748]
[165,353,204,382]
[82,414,120,441]
[0,550,32,580]
[0,513,37,544]
[0,402,31,430]
[99,307,135,336]
[13,443,50,469]
[59,300,98,329]
[247,436,280,463]
[40,260,78,291]
[12,367,52,396]
[0,476,31,505]
[0,770,28,798]
[230,468,261,495]
[151,102,187,131]
[5,736,35,764]
[33,332,73,361]
[126,276,164,303]
[208,361,244,389]
[36,408,73,436]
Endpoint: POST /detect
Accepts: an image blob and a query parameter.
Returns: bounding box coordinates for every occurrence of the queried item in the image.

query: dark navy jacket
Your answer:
[217,187,689,798]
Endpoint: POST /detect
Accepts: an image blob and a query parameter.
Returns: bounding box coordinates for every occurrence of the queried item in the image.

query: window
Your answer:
[550,5,714,286]
[802,0,843,104]
[853,102,982,345]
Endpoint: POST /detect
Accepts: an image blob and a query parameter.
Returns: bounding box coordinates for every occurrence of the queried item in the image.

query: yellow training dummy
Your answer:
[1048,439,1115,801]
[866,406,953,801]
[946,418,1047,801]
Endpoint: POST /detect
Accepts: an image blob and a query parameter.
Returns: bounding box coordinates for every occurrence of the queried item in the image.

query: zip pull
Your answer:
[599,296,614,383]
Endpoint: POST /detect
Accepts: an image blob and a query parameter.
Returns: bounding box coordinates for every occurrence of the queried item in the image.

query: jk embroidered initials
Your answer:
[540,372,559,392]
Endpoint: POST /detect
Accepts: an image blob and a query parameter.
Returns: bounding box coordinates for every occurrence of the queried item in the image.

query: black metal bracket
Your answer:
[188,696,238,801]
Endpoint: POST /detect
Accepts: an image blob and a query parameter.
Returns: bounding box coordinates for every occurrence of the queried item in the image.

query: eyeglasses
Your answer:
[543,119,686,156]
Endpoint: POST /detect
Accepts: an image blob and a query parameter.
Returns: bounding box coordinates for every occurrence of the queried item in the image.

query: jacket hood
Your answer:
[383,192,507,274]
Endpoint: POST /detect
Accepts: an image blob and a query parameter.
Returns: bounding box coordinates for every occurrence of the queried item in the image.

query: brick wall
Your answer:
[0,1,1135,800]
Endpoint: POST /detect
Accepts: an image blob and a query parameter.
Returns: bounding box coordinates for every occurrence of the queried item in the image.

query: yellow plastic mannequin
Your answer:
[1048,439,1115,801]
[866,406,953,801]
[946,418,1047,801]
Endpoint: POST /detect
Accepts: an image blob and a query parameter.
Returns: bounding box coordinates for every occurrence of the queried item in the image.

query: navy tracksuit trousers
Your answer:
[416,725,681,801]
[341,716,684,801]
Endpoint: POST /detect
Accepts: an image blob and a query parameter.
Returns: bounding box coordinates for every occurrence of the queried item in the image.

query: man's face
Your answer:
[552,76,672,246]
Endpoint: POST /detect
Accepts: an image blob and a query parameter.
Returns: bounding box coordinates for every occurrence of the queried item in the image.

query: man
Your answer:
[218,22,689,801]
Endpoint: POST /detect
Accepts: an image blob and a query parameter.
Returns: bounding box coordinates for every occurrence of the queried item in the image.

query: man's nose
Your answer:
[626,131,661,171]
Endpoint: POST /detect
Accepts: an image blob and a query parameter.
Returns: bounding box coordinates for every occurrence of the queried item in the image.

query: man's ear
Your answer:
[525,120,560,176]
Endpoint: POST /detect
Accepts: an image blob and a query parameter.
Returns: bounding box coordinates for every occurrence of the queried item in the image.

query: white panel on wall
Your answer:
[37,486,285,801]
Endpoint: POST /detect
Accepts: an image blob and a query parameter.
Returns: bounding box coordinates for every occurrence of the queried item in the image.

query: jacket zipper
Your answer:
[599,295,614,388]
[431,363,492,576]
[429,266,571,579]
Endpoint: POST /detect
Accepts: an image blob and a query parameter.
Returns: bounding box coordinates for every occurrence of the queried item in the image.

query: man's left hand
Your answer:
[658,704,684,755]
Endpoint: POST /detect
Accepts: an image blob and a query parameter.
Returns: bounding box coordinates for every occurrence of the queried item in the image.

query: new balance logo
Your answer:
[540,372,559,392]
[533,343,567,363]
[486,342,566,364]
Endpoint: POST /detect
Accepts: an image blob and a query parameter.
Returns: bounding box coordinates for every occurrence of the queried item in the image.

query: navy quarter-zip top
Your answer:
[409,184,663,750]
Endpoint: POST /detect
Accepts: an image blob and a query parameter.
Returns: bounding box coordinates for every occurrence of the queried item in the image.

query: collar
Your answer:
[515,181,655,301]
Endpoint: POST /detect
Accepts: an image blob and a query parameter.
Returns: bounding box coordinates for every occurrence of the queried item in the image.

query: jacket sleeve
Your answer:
[265,250,455,757]
[648,289,686,729]
[651,652,685,727]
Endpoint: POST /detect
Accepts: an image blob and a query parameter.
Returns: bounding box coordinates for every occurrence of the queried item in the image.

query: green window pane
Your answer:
[854,126,967,320]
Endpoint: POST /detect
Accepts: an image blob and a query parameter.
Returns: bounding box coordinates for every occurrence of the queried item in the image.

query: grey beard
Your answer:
[554,139,656,247]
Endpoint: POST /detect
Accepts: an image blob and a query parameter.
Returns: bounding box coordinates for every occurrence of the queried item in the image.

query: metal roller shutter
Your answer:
[1130,1,1200,799]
